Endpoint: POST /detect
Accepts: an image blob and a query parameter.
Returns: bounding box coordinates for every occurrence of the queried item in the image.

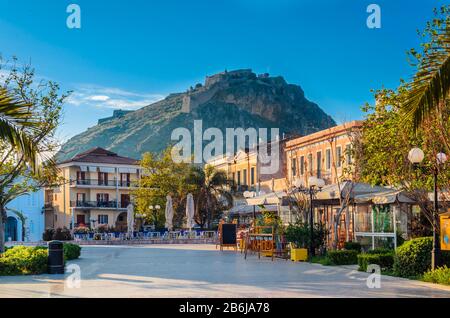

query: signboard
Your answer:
[219,223,237,251]
[441,214,450,251]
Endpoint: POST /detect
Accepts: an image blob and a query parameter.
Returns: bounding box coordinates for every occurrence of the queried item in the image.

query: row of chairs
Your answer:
[73,230,218,241]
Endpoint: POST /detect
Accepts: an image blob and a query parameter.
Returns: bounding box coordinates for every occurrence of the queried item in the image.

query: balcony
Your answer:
[72,179,135,188]
[70,201,128,210]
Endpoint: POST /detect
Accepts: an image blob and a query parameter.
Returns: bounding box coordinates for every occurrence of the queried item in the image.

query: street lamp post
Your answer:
[243,191,257,225]
[408,147,447,270]
[293,176,325,257]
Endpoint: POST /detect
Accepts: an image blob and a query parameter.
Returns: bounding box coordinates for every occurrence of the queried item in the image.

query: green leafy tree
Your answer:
[0,57,67,252]
[358,85,450,233]
[133,147,198,229]
[356,7,450,241]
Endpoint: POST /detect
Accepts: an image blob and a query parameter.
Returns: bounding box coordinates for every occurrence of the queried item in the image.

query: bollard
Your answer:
[48,240,65,274]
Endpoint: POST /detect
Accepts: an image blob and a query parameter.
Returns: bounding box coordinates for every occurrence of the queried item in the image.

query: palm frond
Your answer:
[402,15,450,129]
[0,88,39,171]
[403,54,450,129]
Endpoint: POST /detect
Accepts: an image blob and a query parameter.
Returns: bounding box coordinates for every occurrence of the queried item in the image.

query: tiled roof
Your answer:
[58,147,139,165]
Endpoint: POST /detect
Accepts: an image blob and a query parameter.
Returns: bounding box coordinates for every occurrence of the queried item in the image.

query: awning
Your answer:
[88,166,98,172]
[354,190,415,204]
[99,167,116,173]
[227,204,279,215]
[246,191,286,205]
[79,165,88,172]
[118,167,137,173]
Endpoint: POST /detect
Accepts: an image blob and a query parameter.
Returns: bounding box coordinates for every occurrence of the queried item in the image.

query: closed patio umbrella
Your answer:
[165,195,174,231]
[127,203,135,235]
[186,193,195,230]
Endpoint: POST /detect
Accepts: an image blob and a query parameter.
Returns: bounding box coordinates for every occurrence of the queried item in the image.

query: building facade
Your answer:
[285,121,363,187]
[46,147,140,231]
[207,139,289,197]
[5,183,44,242]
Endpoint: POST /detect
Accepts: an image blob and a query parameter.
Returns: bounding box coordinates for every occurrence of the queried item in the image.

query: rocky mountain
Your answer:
[58,69,336,160]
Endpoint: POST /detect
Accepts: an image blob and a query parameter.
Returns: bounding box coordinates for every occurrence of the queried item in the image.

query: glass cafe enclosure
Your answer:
[353,190,413,250]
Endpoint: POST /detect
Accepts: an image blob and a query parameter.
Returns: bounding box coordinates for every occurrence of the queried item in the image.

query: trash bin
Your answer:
[48,240,65,274]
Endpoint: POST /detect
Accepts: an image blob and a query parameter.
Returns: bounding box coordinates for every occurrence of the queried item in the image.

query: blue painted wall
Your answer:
[5,186,45,242]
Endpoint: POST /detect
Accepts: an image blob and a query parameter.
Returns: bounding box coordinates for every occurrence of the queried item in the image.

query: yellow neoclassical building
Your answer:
[45,147,140,231]
[206,141,289,196]
[284,120,363,187]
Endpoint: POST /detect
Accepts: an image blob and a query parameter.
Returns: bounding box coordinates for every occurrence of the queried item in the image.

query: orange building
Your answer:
[285,121,363,187]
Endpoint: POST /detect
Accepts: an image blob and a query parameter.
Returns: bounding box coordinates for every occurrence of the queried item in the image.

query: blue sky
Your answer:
[0,0,446,141]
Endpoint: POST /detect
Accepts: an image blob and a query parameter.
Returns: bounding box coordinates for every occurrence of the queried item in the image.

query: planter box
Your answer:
[291,248,308,262]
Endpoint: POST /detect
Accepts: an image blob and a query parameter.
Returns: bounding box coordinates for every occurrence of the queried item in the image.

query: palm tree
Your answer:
[402,10,450,129]
[0,87,39,170]
[192,165,233,228]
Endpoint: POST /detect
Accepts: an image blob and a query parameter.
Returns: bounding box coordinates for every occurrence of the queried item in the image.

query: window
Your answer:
[326,149,331,170]
[336,146,342,168]
[316,151,322,178]
[307,154,313,175]
[237,171,241,186]
[346,144,352,165]
[121,194,130,208]
[77,171,86,182]
[120,173,130,187]
[98,172,108,186]
[291,158,297,177]
[76,193,86,202]
[77,215,86,226]
[231,172,235,185]
[251,167,255,185]
[98,215,109,225]
[300,156,305,175]
[97,193,109,203]
[243,169,247,185]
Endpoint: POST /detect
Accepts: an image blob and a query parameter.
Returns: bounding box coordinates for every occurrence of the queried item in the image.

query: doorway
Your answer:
[5,216,18,241]
[116,212,128,232]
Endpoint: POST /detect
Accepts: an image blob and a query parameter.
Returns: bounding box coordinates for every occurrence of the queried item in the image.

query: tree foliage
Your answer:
[133,148,198,229]
[357,7,450,235]
[133,148,232,229]
[0,56,67,252]
[402,5,450,129]
[191,165,233,228]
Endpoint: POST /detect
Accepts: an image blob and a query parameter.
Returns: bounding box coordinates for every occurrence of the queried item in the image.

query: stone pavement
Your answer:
[0,244,449,298]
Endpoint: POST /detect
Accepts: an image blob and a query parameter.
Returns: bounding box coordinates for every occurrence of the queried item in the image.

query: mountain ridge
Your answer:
[58,69,336,161]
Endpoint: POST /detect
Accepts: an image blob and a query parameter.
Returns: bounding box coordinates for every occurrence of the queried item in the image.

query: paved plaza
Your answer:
[0,244,449,298]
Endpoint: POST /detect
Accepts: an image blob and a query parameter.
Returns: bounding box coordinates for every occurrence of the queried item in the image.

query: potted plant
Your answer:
[285,222,309,261]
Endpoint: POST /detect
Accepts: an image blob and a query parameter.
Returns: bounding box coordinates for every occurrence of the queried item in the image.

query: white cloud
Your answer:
[66,84,165,110]
[89,95,110,101]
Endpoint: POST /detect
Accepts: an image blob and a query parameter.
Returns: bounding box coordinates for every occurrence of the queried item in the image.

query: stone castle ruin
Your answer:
[181,69,268,113]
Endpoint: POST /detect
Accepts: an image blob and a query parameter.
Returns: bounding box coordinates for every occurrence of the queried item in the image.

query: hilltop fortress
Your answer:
[181,69,269,113]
